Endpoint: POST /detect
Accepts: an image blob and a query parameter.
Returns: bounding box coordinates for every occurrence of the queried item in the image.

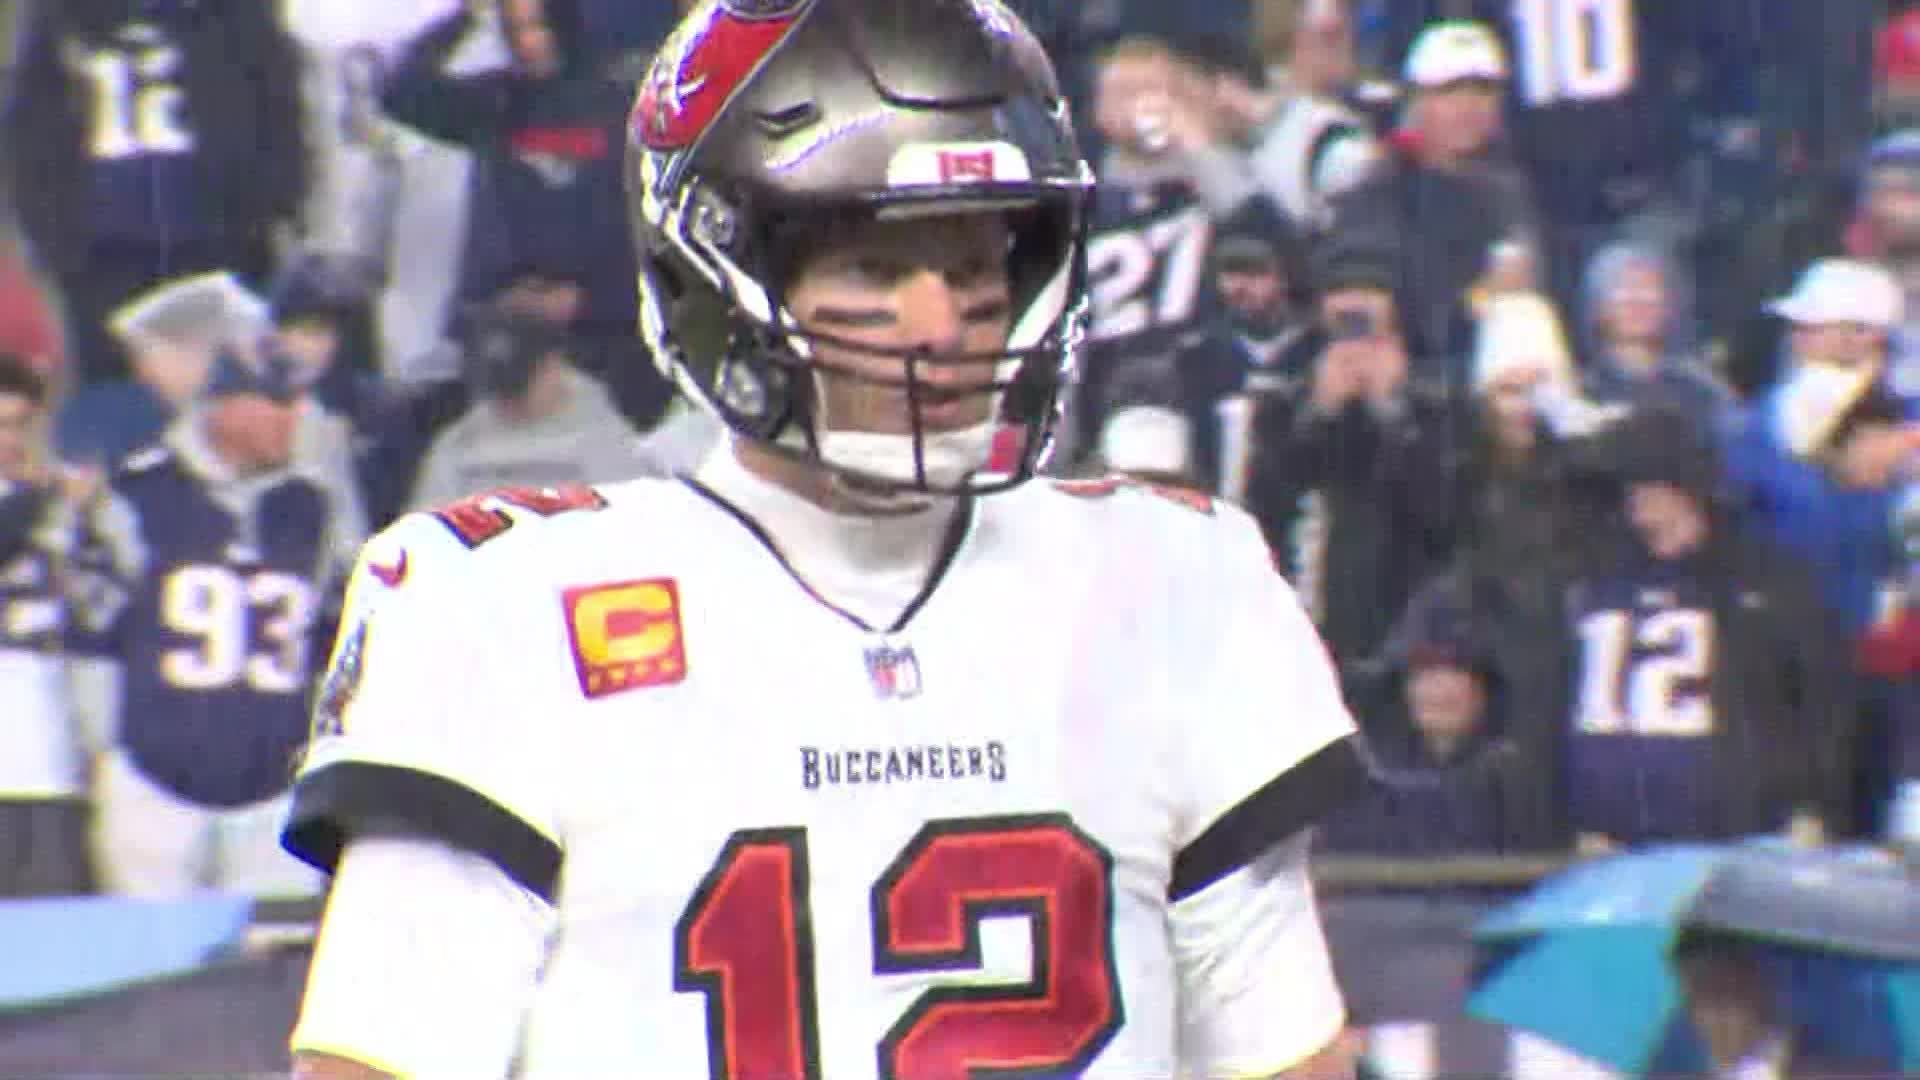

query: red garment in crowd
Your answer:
[1858,607,1920,677]
[0,250,63,380]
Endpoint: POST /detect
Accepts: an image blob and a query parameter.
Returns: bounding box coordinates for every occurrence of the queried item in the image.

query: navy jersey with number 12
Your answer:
[1565,563,1718,842]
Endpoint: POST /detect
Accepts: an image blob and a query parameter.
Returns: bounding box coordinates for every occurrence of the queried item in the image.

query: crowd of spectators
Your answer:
[1063,0,1920,868]
[0,0,1910,955]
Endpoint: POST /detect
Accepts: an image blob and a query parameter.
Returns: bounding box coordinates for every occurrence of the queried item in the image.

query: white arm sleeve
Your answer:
[1172,834,1345,1077]
[1311,134,1382,203]
[292,835,553,1079]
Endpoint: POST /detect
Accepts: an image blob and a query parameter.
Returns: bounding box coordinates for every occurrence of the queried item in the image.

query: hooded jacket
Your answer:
[382,0,651,408]
[1576,241,1731,430]
[1556,410,1862,842]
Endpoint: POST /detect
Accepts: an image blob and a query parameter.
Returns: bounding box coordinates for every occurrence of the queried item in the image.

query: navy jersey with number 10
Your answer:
[1390,0,1697,224]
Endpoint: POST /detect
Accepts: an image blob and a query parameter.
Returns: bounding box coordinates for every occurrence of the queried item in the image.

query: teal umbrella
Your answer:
[0,895,255,1011]
[1467,842,1920,1076]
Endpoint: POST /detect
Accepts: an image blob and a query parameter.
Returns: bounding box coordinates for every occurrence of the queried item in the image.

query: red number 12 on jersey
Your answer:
[674,813,1124,1079]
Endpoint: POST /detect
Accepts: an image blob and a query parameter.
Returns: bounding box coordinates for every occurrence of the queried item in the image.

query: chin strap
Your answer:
[814,422,997,490]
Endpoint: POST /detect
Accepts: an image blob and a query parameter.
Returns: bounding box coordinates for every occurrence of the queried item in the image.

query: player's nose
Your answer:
[893,270,968,364]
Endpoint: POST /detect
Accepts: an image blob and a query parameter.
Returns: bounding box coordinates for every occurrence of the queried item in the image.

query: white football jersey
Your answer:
[287,472,1361,1078]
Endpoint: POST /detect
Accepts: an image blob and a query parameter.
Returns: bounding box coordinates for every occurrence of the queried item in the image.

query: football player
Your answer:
[285,1,1366,1078]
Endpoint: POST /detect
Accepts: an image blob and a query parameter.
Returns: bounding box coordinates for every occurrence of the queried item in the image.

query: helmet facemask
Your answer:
[637,154,1090,498]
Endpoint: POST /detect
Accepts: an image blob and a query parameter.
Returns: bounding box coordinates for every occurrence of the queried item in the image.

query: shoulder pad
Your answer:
[416,484,611,552]
[1051,475,1217,516]
[336,484,617,625]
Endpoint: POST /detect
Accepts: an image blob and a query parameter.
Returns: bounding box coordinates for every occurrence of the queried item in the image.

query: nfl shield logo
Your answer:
[864,644,923,701]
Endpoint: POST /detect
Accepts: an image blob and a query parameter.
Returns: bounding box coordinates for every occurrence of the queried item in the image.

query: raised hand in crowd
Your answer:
[1833,419,1920,490]
[1310,333,1369,415]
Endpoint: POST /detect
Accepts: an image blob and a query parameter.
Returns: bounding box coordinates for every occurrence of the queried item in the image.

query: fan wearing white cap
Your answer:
[1768,258,1905,358]
[1764,260,1903,458]
[1326,18,1537,364]
[1402,20,1508,169]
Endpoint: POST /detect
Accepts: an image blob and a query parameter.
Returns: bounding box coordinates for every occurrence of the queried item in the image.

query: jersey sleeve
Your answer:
[1163,509,1357,1073]
[1167,504,1363,902]
[1171,836,1345,1076]
[282,516,566,904]
[291,835,551,1078]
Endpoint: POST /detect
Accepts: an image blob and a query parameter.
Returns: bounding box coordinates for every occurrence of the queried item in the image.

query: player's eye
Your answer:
[961,295,1012,324]
[847,254,915,284]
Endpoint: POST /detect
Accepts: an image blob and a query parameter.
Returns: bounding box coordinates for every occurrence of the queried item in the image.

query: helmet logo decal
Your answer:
[886,140,1034,187]
[631,0,805,152]
[937,150,997,183]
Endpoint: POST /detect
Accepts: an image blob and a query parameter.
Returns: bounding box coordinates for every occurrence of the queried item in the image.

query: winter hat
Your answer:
[1313,231,1399,297]
[1612,405,1723,503]
[269,255,367,328]
[202,343,307,404]
[1472,292,1575,393]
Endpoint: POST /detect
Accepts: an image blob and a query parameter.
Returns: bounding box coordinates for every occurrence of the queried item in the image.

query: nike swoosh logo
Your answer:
[368,550,408,588]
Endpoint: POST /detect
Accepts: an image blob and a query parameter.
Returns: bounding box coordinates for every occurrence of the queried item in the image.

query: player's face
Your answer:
[0,391,35,480]
[784,213,1014,437]
[1602,262,1668,347]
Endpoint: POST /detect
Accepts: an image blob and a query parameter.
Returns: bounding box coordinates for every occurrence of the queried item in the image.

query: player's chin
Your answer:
[916,398,995,432]
[850,395,992,435]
